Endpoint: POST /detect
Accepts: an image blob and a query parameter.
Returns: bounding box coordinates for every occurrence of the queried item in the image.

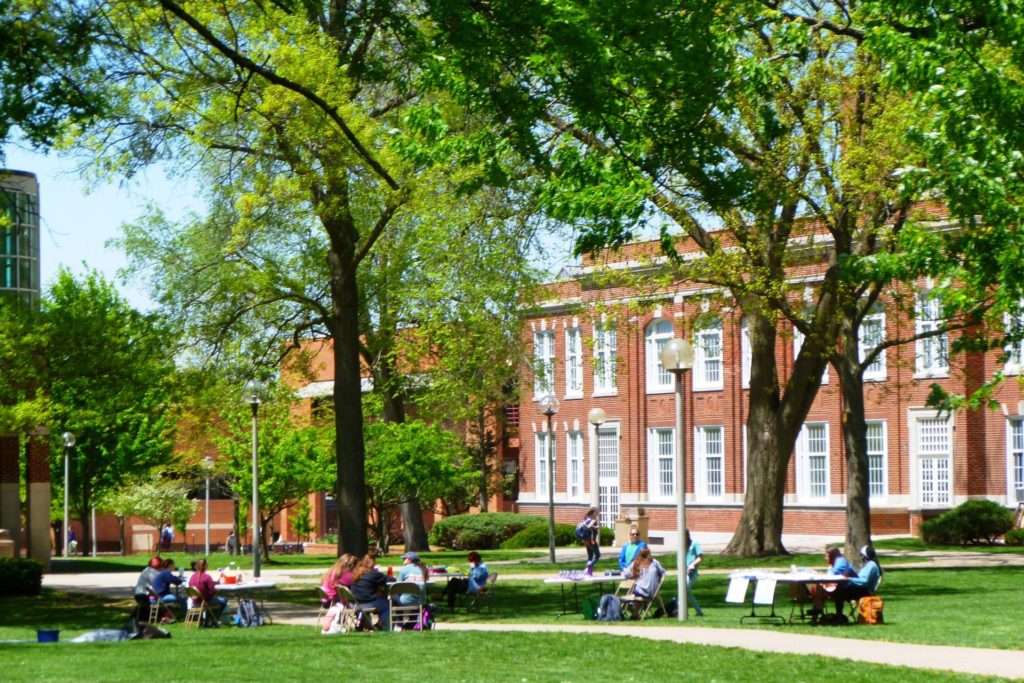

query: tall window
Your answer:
[648,428,675,499]
[1009,419,1024,500]
[597,424,620,526]
[866,420,887,499]
[535,432,554,494]
[693,320,723,390]
[565,326,583,396]
[1004,308,1024,375]
[740,316,751,389]
[860,307,887,381]
[915,414,951,507]
[915,291,949,377]
[645,319,674,392]
[696,426,724,499]
[797,422,829,500]
[533,330,555,396]
[567,430,583,499]
[593,322,618,393]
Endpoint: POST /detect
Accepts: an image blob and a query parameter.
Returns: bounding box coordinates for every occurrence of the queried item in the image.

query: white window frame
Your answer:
[860,307,887,381]
[912,411,952,508]
[695,425,724,500]
[645,319,675,393]
[915,291,949,378]
[567,430,584,500]
[1004,308,1024,375]
[533,330,555,398]
[693,320,723,391]
[596,422,621,527]
[866,420,888,500]
[1007,418,1024,502]
[593,321,618,395]
[565,326,584,397]
[535,431,554,496]
[647,427,676,502]
[740,316,751,389]
[796,422,830,501]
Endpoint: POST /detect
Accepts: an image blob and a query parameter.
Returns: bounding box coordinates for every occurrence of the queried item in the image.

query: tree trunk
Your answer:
[837,309,872,560]
[328,233,369,558]
[478,407,489,512]
[118,516,127,556]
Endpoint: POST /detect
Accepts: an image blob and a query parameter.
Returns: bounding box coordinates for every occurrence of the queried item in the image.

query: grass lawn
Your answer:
[0,607,993,683]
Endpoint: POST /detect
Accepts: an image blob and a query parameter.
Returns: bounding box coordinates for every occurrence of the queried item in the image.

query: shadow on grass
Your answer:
[0,591,133,630]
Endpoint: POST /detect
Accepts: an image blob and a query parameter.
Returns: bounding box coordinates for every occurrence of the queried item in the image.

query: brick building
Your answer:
[517,233,1024,545]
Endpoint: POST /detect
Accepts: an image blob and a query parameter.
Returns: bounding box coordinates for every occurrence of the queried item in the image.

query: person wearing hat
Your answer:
[396,551,426,605]
[832,545,883,611]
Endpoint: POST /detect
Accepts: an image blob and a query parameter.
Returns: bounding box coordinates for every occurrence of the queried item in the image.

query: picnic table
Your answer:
[218,580,278,623]
[725,569,850,624]
[543,573,621,616]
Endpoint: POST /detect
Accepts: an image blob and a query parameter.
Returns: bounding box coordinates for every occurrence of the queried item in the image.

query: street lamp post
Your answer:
[203,456,214,557]
[244,380,264,579]
[61,431,75,558]
[539,394,560,564]
[660,338,694,622]
[587,407,606,514]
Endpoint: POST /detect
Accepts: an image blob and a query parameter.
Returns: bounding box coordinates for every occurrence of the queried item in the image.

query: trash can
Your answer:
[37,629,60,643]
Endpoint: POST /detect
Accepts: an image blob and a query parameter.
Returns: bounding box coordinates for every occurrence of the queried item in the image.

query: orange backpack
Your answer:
[857,595,884,624]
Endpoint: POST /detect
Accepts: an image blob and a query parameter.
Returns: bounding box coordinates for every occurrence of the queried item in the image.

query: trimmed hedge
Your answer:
[428,512,547,550]
[0,558,43,596]
[1005,528,1024,546]
[501,523,615,549]
[920,499,1014,546]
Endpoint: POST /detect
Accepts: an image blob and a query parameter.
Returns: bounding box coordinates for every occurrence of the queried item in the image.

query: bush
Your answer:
[0,558,43,596]
[428,512,547,550]
[1005,528,1024,546]
[501,523,577,549]
[920,499,1014,546]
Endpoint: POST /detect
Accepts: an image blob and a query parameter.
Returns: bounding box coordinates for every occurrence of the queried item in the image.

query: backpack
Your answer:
[857,595,884,625]
[596,594,622,621]
[235,598,264,627]
[575,520,591,541]
[581,595,601,621]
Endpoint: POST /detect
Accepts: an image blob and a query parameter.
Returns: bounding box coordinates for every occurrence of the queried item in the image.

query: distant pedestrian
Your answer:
[579,507,601,575]
[226,531,236,555]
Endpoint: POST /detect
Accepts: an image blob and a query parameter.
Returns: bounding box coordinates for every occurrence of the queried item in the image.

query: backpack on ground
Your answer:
[575,520,591,541]
[857,595,884,625]
[235,598,264,627]
[581,595,601,621]
[596,593,622,621]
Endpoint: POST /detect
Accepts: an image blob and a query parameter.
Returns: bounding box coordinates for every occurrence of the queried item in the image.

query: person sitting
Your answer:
[132,556,162,621]
[188,558,227,624]
[394,551,427,605]
[350,553,390,628]
[832,545,883,612]
[321,554,358,606]
[618,526,648,570]
[443,551,489,609]
[151,558,186,618]
[807,545,855,615]
[622,547,665,617]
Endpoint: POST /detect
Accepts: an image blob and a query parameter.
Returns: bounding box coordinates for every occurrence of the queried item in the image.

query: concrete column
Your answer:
[25,427,51,567]
[0,435,21,554]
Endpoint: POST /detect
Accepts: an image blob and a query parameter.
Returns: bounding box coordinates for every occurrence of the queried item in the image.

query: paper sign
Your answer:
[752,577,777,605]
[725,577,750,604]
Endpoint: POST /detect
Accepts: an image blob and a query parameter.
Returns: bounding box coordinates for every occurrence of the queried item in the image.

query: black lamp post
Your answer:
[244,380,265,578]
[539,394,560,564]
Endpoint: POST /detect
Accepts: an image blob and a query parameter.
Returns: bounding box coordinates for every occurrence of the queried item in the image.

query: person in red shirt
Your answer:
[188,558,227,622]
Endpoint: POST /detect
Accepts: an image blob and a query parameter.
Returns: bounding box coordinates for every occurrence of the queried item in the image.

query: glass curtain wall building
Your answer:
[0,170,41,307]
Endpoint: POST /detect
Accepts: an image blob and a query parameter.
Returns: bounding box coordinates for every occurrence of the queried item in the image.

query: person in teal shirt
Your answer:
[618,527,648,570]
[684,529,704,616]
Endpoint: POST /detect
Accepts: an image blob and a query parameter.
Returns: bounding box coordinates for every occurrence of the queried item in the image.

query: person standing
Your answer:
[684,529,704,616]
[618,526,648,570]
[580,507,601,575]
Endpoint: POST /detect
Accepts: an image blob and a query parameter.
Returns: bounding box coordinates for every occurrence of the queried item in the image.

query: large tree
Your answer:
[424,0,1024,556]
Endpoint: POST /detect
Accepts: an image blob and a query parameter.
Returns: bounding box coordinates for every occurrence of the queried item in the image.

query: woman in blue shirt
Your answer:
[444,551,489,608]
[833,545,882,611]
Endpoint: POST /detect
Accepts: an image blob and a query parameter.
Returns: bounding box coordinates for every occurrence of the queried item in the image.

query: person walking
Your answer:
[580,507,601,575]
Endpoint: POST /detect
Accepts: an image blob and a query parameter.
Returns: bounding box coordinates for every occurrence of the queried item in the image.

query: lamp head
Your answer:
[539,394,560,417]
[660,338,694,372]
[243,379,265,406]
[203,456,214,471]
[61,432,75,448]
[587,407,606,426]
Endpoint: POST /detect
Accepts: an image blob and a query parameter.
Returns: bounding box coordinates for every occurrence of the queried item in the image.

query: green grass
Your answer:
[0,625,994,683]
[874,537,1024,554]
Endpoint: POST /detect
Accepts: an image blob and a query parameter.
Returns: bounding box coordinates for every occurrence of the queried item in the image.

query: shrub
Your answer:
[1005,528,1024,546]
[501,523,577,549]
[429,512,547,550]
[920,499,1014,546]
[0,558,43,596]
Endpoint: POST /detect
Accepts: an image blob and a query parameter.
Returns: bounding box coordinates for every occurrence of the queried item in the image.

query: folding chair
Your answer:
[465,572,498,613]
[145,586,166,625]
[388,582,425,631]
[846,575,883,620]
[788,582,814,624]
[315,586,332,631]
[183,587,208,630]
[620,572,666,620]
[338,585,378,631]
[615,579,635,598]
